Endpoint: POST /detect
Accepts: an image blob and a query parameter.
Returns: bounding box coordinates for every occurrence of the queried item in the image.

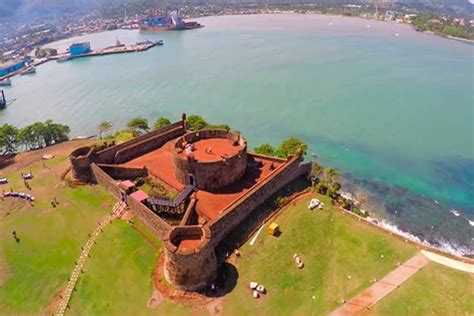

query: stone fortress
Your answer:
[70,114,310,291]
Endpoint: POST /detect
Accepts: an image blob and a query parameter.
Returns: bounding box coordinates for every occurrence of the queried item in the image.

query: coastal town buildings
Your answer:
[0,59,25,77]
[69,42,91,56]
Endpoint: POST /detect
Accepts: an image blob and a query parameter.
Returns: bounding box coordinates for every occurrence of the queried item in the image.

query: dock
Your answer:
[56,40,163,63]
[0,40,163,81]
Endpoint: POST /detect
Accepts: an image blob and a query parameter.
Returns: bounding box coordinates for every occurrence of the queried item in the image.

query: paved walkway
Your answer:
[421,250,474,274]
[330,252,429,316]
[56,201,127,316]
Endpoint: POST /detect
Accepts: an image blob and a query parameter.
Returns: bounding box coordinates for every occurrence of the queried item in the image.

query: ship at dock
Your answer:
[139,9,203,32]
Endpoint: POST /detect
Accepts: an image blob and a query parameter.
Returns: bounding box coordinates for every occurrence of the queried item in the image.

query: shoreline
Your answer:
[3,12,471,82]
[191,11,473,43]
[424,30,474,43]
[335,201,474,262]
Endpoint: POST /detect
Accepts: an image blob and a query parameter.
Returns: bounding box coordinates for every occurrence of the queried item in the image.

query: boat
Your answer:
[136,39,164,46]
[0,79,11,87]
[0,90,5,110]
[139,9,203,32]
[20,66,36,76]
[57,56,70,63]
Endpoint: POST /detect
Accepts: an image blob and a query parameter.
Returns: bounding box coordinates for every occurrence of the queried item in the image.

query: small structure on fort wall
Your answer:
[70,114,310,291]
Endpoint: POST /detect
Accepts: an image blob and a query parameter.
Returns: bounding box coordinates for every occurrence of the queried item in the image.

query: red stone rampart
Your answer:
[127,193,171,240]
[70,146,94,182]
[175,129,240,148]
[163,225,217,291]
[91,162,171,239]
[91,163,121,199]
[114,126,185,164]
[96,163,148,180]
[96,121,185,163]
[208,156,311,246]
[173,130,247,190]
[248,152,288,163]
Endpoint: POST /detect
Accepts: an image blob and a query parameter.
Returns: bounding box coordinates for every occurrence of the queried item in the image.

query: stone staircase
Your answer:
[56,200,127,315]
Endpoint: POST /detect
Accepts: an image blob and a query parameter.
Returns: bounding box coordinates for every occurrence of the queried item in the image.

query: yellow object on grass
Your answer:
[268,222,280,236]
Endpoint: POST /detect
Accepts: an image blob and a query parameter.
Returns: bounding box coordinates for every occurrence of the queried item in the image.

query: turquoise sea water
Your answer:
[1,14,473,253]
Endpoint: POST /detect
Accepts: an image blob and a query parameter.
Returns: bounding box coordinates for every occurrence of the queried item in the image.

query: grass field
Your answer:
[68,220,194,316]
[223,195,417,315]
[1,145,472,316]
[367,262,474,316]
[0,155,114,314]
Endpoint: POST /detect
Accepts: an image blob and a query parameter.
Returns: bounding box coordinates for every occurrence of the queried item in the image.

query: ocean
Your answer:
[1,14,473,255]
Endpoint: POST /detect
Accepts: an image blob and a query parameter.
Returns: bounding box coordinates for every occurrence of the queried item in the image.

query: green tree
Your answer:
[323,167,341,199]
[254,144,275,156]
[127,117,149,135]
[17,120,70,150]
[276,137,308,158]
[442,25,468,38]
[186,115,208,131]
[42,120,70,146]
[154,117,171,129]
[208,123,231,132]
[0,124,19,155]
[310,160,324,183]
[21,122,46,149]
[98,121,113,139]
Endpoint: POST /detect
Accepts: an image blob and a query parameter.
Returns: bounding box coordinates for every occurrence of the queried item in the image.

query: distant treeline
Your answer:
[413,13,473,39]
[0,120,70,155]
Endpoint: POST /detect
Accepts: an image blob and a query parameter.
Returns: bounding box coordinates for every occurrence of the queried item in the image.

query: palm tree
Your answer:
[98,121,112,139]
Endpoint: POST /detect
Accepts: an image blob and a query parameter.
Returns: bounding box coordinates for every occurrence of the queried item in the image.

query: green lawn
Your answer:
[68,220,193,315]
[368,262,474,316]
[0,156,114,314]
[223,195,417,316]
[1,153,470,316]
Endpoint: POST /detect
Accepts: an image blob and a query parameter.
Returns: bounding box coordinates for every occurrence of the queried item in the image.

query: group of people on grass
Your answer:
[0,172,35,205]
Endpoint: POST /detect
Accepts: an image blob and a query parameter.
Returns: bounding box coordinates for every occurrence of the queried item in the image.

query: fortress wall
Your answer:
[173,129,247,190]
[175,129,232,147]
[163,226,217,290]
[248,153,288,163]
[208,156,311,246]
[173,149,247,190]
[91,163,170,239]
[193,150,247,190]
[91,163,121,199]
[114,126,185,164]
[96,164,148,180]
[127,194,171,240]
[96,120,184,163]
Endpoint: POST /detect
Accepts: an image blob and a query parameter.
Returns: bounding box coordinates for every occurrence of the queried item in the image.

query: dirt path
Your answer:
[329,252,429,316]
[421,250,474,274]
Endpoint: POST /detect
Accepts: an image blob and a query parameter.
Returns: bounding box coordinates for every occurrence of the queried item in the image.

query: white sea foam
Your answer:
[369,218,472,257]
[450,209,461,217]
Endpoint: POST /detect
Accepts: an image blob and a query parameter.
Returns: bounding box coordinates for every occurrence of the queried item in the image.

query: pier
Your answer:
[56,40,163,63]
[0,40,163,81]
